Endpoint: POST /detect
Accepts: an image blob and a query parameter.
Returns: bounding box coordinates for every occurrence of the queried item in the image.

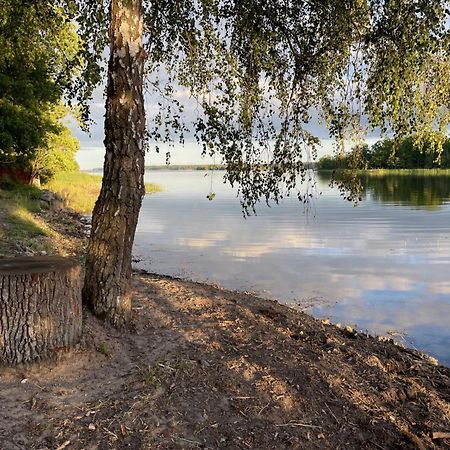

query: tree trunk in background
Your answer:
[82,0,145,327]
[0,257,82,365]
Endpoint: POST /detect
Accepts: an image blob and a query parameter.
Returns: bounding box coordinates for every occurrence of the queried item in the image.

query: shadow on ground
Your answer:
[0,273,449,449]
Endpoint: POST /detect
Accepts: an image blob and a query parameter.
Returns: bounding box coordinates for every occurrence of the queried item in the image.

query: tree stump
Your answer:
[0,256,82,365]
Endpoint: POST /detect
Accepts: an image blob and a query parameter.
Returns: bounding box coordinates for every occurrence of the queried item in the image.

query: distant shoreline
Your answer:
[317,168,450,176]
[87,164,227,173]
[86,166,450,174]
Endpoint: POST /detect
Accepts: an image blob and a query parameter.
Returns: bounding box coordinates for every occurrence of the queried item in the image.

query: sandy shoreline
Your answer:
[0,270,449,449]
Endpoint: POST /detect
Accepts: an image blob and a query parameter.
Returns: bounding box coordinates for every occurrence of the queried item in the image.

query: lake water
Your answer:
[134,171,450,366]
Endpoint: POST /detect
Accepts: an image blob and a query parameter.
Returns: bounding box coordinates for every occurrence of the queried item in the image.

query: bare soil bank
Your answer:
[0,272,449,450]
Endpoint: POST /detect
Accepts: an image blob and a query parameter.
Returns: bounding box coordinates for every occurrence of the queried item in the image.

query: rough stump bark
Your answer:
[0,256,82,365]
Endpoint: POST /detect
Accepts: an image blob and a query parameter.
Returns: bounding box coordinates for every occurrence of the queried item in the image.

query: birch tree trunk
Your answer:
[82,0,145,327]
[0,257,82,365]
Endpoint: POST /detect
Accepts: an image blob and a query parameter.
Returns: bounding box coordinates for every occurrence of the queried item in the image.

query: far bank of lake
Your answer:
[134,170,450,366]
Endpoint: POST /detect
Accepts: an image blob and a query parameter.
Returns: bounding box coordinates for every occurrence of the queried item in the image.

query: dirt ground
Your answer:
[0,271,449,450]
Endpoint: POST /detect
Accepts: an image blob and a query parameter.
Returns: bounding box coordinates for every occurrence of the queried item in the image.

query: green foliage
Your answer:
[30,106,80,183]
[0,1,82,174]
[74,0,450,212]
[364,0,450,144]
[315,156,337,171]
[318,134,450,171]
[38,127,80,181]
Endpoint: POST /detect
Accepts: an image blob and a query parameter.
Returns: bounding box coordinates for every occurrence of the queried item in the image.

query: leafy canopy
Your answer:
[73,0,450,212]
[30,105,80,183]
[318,133,450,170]
[0,0,81,174]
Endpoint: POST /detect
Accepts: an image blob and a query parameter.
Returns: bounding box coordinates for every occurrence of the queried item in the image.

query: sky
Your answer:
[72,85,381,170]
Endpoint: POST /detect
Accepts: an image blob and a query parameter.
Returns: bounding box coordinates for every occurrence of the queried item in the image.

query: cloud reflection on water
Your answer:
[135,171,450,365]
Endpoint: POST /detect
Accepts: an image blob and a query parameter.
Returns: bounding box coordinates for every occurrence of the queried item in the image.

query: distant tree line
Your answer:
[87,162,318,173]
[317,135,450,171]
[144,164,226,171]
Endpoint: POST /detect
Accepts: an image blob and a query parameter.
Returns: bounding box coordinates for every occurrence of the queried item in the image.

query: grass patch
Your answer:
[0,170,162,256]
[0,183,49,256]
[6,206,47,236]
[138,366,161,387]
[0,181,41,211]
[44,172,103,214]
[96,342,111,357]
[144,181,162,194]
[44,171,162,214]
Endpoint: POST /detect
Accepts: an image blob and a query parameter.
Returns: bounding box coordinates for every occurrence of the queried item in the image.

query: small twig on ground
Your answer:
[55,441,71,450]
[432,432,450,440]
[258,402,270,416]
[102,427,118,440]
[158,363,176,372]
[179,437,202,445]
[368,440,386,450]
[325,402,339,423]
[275,422,322,429]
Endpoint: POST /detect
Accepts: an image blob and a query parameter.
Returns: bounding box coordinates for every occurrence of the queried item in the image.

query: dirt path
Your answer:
[0,272,449,450]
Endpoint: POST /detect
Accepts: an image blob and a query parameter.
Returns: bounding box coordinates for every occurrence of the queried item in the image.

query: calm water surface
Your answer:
[134,171,450,366]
